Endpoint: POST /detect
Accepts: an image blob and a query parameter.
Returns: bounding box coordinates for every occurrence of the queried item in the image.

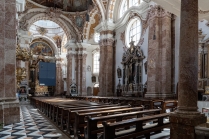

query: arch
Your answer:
[19,8,80,41]
[32,35,58,55]
[93,0,106,21]
[25,13,71,40]
[83,7,101,40]
[107,0,117,21]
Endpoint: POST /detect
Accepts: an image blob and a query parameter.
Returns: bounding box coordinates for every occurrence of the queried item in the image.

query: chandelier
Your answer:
[16,44,33,61]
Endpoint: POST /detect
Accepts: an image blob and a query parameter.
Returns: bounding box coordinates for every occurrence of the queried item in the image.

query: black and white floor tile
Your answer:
[0,105,62,139]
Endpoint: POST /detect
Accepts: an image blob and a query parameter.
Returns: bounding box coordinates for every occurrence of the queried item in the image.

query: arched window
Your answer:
[120,0,140,18]
[94,33,100,43]
[121,0,128,17]
[130,0,140,7]
[93,52,100,74]
[126,17,142,47]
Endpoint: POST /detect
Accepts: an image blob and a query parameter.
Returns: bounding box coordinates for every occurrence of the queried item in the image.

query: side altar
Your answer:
[121,41,145,96]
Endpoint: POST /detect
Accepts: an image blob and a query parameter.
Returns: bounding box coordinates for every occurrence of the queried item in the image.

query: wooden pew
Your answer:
[65,105,131,134]
[102,113,170,139]
[58,105,119,128]
[74,107,143,139]
[86,109,161,139]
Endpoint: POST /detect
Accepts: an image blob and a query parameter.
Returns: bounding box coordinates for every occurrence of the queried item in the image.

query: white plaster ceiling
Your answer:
[152,0,209,21]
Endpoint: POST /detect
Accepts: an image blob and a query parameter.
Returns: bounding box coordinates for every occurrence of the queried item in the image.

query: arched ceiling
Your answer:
[151,0,209,21]
[30,0,93,12]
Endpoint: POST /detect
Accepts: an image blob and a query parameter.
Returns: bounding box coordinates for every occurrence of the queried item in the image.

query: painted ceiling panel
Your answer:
[31,0,93,12]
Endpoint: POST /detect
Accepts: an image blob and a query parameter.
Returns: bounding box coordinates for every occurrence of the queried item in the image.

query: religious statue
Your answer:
[117,66,122,78]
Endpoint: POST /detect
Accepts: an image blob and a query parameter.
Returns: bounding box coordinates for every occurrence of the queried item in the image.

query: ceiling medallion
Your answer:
[37,27,48,35]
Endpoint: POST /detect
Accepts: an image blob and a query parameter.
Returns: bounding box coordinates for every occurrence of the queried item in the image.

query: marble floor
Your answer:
[0,104,170,139]
[0,105,65,139]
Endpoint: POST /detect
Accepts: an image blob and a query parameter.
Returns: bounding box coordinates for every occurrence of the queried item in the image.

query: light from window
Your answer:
[120,0,128,18]
[94,33,100,43]
[129,0,139,7]
[129,19,141,46]
[93,53,100,73]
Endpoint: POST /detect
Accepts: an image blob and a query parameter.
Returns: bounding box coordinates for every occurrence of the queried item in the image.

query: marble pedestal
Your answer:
[0,99,20,125]
[170,112,206,139]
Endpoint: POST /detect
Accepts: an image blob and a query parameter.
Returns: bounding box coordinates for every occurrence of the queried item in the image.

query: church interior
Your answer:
[1,0,209,138]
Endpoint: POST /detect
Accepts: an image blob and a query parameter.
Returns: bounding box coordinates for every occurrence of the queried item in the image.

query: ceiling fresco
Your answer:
[31,0,93,12]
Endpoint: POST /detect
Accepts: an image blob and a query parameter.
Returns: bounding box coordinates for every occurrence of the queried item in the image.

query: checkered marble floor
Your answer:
[0,105,63,139]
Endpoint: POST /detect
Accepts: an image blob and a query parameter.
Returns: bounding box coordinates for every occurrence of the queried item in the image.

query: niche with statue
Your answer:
[121,41,145,96]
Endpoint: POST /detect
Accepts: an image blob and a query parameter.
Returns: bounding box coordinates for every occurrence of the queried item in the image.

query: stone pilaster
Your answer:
[77,54,81,95]
[170,0,206,138]
[81,54,87,96]
[99,30,115,96]
[145,6,174,99]
[66,53,73,95]
[0,0,20,125]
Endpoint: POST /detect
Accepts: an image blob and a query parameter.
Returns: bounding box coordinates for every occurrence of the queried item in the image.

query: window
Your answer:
[130,0,139,7]
[120,0,140,18]
[121,0,128,17]
[126,17,142,47]
[93,52,100,73]
[94,33,100,43]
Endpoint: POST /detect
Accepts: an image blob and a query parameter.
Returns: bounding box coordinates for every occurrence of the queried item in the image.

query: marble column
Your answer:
[99,31,115,96]
[145,6,174,99]
[55,59,62,95]
[66,53,73,95]
[81,54,87,96]
[0,0,20,125]
[170,0,206,138]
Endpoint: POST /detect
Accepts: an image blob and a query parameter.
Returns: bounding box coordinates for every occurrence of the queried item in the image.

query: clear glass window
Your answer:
[130,0,139,7]
[93,52,100,73]
[94,33,100,43]
[120,0,128,17]
[129,19,141,45]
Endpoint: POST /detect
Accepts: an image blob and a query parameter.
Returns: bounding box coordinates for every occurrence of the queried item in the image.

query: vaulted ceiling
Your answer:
[31,0,93,12]
[152,0,209,21]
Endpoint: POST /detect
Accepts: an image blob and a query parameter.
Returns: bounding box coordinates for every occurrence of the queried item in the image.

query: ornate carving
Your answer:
[45,8,62,18]
[37,27,48,35]
[19,18,28,31]
[99,38,114,47]
[120,31,125,45]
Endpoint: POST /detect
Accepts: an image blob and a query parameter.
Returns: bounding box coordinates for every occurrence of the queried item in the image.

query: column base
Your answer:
[170,112,206,139]
[145,92,175,99]
[0,99,20,125]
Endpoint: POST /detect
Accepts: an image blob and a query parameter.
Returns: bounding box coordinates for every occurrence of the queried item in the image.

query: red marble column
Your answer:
[145,6,174,99]
[55,61,62,95]
[98,31,115,96]
[0,0,20,125]
[66,53,73,95]
[106,44,114,96]
[170,0,206,138]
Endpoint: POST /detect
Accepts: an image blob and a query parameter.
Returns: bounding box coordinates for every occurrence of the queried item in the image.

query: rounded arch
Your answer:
[83,7,101,40]
[32,35,58,55]
[107,0,118,21]
[18,8,81,41]
[25,13,71,40]
[93,0,105,21]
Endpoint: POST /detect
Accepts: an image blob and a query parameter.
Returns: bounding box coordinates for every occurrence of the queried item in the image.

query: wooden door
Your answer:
[93,87,99,96]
